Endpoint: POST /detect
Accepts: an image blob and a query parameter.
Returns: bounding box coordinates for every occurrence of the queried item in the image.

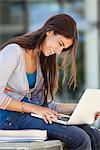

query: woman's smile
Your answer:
[42,30,73,57]
[47,48,55,56]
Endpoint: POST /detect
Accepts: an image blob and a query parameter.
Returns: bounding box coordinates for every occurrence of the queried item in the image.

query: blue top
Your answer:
[26,72,36,89]
[0,72,36,126]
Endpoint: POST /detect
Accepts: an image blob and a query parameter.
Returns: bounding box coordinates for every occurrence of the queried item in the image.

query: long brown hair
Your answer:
[0,13,78,105]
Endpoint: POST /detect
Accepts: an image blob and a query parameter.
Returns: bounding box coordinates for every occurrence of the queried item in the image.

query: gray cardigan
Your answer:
[0,43,59,111]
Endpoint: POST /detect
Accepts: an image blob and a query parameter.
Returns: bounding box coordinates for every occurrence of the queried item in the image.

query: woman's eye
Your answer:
[59,42,63,46]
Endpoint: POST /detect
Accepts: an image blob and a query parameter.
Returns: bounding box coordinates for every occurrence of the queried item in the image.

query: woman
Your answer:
[0,14,99,150]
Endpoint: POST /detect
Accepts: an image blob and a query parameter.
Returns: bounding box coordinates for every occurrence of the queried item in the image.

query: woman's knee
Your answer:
[47,124,91,149]
[79,124,100,150]
[76,126,91,142]
[68,126,91,149]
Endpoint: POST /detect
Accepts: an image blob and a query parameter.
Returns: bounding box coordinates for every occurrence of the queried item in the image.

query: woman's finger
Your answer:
[45,110,58,120]
[50,113,58,120]
[94,112,99,121]
[95,112,100,120]
[47,109,59,117]
[50,109,59,114]
[44,113,53,124]
[42,114,48,124]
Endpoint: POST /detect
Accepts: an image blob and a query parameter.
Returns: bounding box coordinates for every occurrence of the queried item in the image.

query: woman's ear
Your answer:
[46,30,54,36]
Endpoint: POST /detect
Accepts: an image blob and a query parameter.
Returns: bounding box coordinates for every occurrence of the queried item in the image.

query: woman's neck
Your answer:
[24,49,37,73]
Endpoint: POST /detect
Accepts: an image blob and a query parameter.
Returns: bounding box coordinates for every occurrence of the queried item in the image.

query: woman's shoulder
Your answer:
[3,43,22,52]
[0,43,24,63]
[0,43,23,56]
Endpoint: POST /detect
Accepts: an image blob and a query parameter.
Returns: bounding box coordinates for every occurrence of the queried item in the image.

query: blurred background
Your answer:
[0,0,100,128]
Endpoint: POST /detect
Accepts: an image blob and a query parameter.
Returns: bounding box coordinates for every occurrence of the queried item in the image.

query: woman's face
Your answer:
[41,30,73,56]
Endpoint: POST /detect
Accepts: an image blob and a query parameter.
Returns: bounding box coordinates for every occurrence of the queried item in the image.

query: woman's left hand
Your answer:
[95,112,100,120]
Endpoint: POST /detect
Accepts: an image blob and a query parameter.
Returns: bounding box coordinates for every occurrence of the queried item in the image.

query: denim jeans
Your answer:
[1,111,99,150]
[78,124,100,150]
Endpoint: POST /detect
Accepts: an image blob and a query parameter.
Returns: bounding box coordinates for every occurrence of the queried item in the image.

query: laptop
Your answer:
[31,89,100,125]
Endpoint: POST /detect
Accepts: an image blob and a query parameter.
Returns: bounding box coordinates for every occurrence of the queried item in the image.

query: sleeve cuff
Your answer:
[0,96,12,110]
[48,101,60,112]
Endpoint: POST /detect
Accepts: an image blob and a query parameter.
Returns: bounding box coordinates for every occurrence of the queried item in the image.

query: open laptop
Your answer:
[31,89,100,125]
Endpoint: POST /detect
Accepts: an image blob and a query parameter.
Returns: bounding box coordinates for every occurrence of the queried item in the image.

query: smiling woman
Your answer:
[42,30,73,56]
[0,14,100,150]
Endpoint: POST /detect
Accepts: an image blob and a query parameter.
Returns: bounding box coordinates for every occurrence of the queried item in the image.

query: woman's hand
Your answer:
[6,99,58,124]
[95,112,100,120]
[32,105,59,124]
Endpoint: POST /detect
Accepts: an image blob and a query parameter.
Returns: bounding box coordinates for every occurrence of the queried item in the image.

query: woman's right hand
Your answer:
[32,105,59,124]
[5,99,58,124]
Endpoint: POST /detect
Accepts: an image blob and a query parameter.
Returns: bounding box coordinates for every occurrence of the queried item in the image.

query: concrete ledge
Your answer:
[0,140,63,150]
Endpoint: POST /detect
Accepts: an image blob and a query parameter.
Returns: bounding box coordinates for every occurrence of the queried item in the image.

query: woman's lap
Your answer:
[78,124,100,150]
[0,112,92,150]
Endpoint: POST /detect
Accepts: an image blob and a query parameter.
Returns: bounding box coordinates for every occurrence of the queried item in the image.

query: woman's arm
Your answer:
[58,103,77,115]
[0,44,20,109]
[6,99,59,124]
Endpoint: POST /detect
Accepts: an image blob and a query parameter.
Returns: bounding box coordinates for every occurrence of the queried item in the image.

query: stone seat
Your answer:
[0,140,63,150]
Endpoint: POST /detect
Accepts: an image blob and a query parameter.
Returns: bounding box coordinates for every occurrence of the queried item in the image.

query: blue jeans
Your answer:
[1,111,100,150]
[78,124,100,150]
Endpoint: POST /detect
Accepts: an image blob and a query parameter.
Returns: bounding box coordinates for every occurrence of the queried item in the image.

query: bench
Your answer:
[0,140,63,150]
